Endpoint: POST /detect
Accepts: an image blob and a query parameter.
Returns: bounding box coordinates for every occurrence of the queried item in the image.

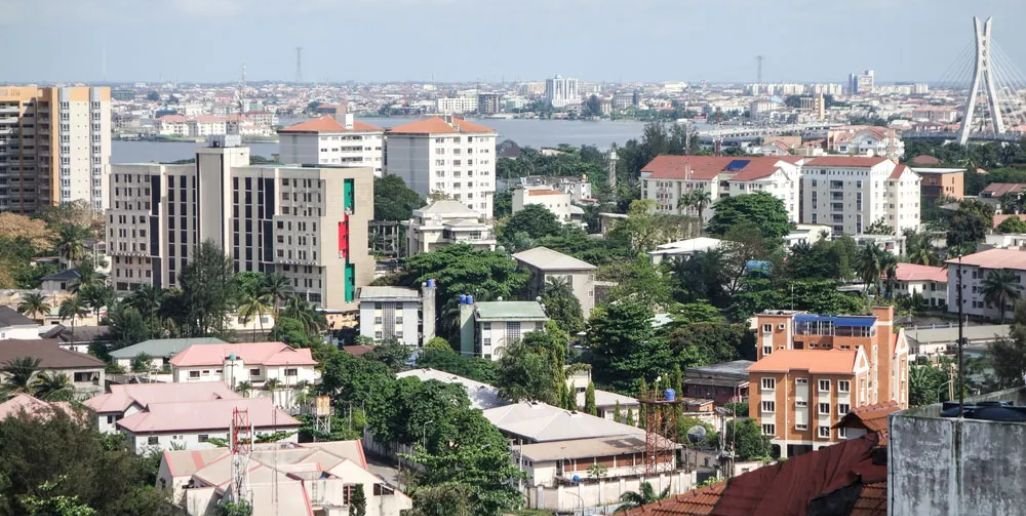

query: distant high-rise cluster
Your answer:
[848,69,875,95]
[544,75,580,108]
[0,86,110,212]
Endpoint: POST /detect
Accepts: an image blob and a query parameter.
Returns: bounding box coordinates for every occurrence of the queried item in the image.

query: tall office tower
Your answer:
[385,116,497,219]
[0,86,111,212]
[107,136,374,311]
[544,75,581,108]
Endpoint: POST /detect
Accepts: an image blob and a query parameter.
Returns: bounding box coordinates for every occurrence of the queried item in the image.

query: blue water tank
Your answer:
[459,294,468,304]
[467,295,474,304]
[664,388,677,402]
[427,278,436,288]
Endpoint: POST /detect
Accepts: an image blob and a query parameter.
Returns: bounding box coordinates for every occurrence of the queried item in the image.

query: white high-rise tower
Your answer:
[958,17,1005,145]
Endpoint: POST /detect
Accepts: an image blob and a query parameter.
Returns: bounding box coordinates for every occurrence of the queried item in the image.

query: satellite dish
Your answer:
[687,425,707,445]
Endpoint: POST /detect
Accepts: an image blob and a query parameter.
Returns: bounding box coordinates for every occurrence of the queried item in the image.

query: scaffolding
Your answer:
[230,408,254,506]
[638,389,683,475]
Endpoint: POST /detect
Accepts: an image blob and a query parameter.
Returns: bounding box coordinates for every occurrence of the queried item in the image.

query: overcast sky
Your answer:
[2,0,1025,84]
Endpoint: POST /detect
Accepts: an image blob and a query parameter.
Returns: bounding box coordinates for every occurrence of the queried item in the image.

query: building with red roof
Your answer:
[749,306,908,458]
[277,114,385,176]
[385,115,497,218]
[169,342,319,400]
[825,125,904,161]
[893,263,948,308]
[801,156,920,235]
[639,155,803,223]
[944,247,1026,320]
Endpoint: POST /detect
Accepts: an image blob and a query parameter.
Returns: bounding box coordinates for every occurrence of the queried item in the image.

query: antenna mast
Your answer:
[230,407,254,508]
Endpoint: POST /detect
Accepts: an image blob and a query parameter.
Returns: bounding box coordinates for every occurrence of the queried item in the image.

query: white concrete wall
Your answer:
[129,426,300,454]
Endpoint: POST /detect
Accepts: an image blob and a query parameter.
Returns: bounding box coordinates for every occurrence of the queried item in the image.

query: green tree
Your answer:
[856,243,896,297]
[348,484,366,516]
[605,255,673,308]
[587,300,669,390]
[706,192,791,240]
[363,341,412,372]
[216,500,253,516]
[864,218,894,235]
[106,305,152,353]
[261,273,292,317]
[903,229,940,266]
[665,322,749,368]
[996,217,1026,234]
[1,357,40,395]
[374,175,423,221]
[30,372,73,401]
[237,291,272,338]
[946,199,994,254]
[678,189,713,224]
[17,293,51,322]
[79,283,114,319]
[909,362,952,407]
[727,418,771,460]
[982,269,1022,322]
[407,484,475,516]
[494,331,565,404]
[55,225,90,265]
[541,276,584,335]
[499,204,562,251]
[584,382,597,415]
[58,296,87,346]
[616,482,670,512]
[21,477,96,516]
[176,240,237,337]
[415,346,498,384]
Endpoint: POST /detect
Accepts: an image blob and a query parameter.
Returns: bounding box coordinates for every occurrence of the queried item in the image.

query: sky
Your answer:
[2,0,1026,85]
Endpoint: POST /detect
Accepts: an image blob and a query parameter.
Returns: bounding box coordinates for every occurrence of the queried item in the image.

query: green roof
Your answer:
[475,301,548,321]
[109,337,227,359]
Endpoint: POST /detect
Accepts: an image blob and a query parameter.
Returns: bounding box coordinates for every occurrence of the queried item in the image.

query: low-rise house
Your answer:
[169,342,319,389]
[39,269,81,293]
[0,393,76,421]
[512,187,585,225]
[0,339,105,397]
[157,440,411,516]
[684,360,754,405]
[513,246,597,316]
[110,337,226,371]
[483,401,646,444]
[912,167,965,202]
[945,248,1026,320]
[41,325,112,354]
[357,282,436,346]
[903,324,1009,359]
[783,224,832,248]
[85,382,241,434]
[404,200,497,256]
[574,388,640,420]
[517,433,677,488]
[854,233,906,256]
[117,397,300,453]
[648,237,723,265]
[893,263,947,308]
[0,306,43,340]
[457,298,549,359]
[397,368,506,410]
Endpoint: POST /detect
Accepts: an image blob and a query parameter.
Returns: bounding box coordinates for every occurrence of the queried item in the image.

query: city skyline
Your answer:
[2,0,1026,84]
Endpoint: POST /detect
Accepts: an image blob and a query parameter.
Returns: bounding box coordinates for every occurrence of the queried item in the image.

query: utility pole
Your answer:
[957,253,964,416]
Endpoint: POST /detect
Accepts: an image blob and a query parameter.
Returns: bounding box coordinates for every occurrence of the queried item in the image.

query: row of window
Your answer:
[761,423,849,438]
[761,377,850,393]
[761,400,851,415]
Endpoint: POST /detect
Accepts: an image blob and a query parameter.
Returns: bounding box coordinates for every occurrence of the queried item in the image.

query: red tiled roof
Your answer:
[833,401,901,445]
[980,183,1026,198]
[748,349,857,375]
[640,156,794,181]
[626,434,886,516]
[278,116,382,133]
[386,116,494,135]
[888,164,910,180]
[909,154,940,165]
[992,214,1026,229]
[894,263,947,283]
[945,247,1026,269]
[806,156,892,168]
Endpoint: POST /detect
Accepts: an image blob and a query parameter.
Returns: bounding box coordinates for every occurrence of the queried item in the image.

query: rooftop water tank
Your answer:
[664,388,677,402]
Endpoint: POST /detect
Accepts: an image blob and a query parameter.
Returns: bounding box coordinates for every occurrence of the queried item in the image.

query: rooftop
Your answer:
[358,286,422,302]
[518,434,674,462]
[805,156,893,168]
[483,401,644,442]
[685,360,755,378]
[85,382,240,414]
[904,324,1009,345]
[169,342,317,368]
[575,388,639,408]
[117,397,299,433]
[640,156,798,181]
[945,248,1026,271]
[651,237,724,254]
[833,401,901,444]
[39,268,81,282]
[109,337,226,360]
[512,246,596,271]
[909,166,966,174]
[0,394,74,421]
[414,199,481,217]
[793,313,878,328]
[387,116,495,135]
[894,263,947,283]
[0,339,104,369]
[277,116,382,133]
[474,301,548,321]
[0,306,40,328]
[396,368,505,410]
[748,349,859,375]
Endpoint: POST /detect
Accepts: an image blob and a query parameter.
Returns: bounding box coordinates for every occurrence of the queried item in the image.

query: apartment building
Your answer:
[945,248,1026,320]
[544,75,581,108]
[357,282,437,346]
[825,125,904,160]
[639,155,803,223]
[800,156,920,235]
[277,114,384,176]
[748,306,909,457]
[0,86,110,212]
[385,116,497,218]
[912,167,965,202]
[106,137,373,311]
[512,187,585,225]
[458,297,548,359]
[404,199,496,256]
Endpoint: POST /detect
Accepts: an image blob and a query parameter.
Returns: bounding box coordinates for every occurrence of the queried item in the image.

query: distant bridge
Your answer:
[903,131,1023,143]
[695,123,839,142]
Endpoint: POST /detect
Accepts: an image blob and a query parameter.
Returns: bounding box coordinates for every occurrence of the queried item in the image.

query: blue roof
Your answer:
[725,159,751,171]
[794,314,877,328]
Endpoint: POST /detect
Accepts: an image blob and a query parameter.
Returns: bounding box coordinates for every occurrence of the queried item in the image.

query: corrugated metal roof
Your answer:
[512,246,596,271]
[474,301,548,321]
[109,337,226,359]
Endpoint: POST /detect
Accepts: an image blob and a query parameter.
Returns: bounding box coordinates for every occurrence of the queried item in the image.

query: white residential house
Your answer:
[158,441,412,516]
[512,188,585,225]
[800,156,920,235]
[85,382,242,434]
[826,125,905,161]
[0,339,105,398]
[0,306,43,339]
[894,263,948,308]
[648,237,724,265]
[358,282,437,346]
[277,114,385,176]
[404,200,497,256]
[385,116,497,218]
[946,248,1026,320]
[458,298,548,360]
[169,342,319,393]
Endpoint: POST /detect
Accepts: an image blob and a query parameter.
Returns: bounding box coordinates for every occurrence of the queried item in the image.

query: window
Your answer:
[838,403,850,415]
[198,434,209,442]
[818,426,831,438]
[250,368,260,376]
[796,400,808,408]
[72,372,90,382]
[763,344,773,356]
[761,378,775,390]
[761,401,775,413]
[796,377,808,385]
[818,403,830,415]
[838,427,848,438]
[818,379,831,392]
[374,483,395,496]
[285,368,298,377]
[838,380,850,393]
[761,424,775,436]
[796,423,808,430]
[343,484,359,505]
[147,436,159,445]
[189,371,200,379]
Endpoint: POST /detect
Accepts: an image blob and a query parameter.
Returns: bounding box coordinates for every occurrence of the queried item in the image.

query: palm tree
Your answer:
[126,284,164,318]
[265,378,281,406]
[69,256,102,294]
[238,292,272,340]
[904,230,939,266]
[1,357,41,395]
[689,189,712,223]
[616,482,671,512]
[881,253,898,299]
[235,381,252,398]
[17,292,51,323]
[55,224,89,266]
[981,269,1022,322]
[31,372,73,401]
[58,296,87,345]
[283,295,326,333]
[261,273,292,317]
[856,243,886,295]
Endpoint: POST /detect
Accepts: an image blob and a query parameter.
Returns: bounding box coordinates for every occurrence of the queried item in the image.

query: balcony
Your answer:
[0,106,18,115]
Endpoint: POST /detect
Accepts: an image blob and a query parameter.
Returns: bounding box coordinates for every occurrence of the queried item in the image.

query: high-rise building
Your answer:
[799,156,920,235]
[385,116,497,218]
[277,114,384,176]
[848,70,875,95]
[0,86,111,212]
[477,93,501,115]
[544,75,580,108]
[107,137,373,311]
[748,306,909,458]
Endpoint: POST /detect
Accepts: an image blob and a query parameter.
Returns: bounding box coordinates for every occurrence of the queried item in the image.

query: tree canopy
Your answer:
[706,192,791,241]
[374,175,423,221]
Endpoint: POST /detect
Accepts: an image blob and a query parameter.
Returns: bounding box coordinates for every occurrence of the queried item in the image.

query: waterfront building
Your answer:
[277,114,384,176]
